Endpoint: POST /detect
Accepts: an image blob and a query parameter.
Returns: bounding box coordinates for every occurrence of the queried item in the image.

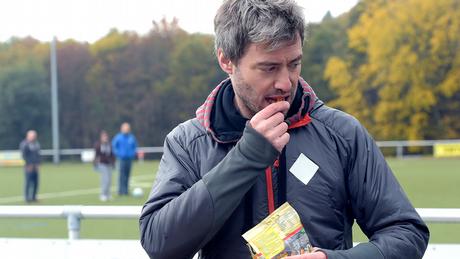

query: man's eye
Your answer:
[290,62,301,69]
[262,66,276,72]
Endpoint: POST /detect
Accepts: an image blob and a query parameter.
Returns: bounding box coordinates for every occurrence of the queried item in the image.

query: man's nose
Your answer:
[274,67,292,92]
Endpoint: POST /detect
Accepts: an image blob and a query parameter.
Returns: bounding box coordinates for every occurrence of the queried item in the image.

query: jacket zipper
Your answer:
[265,114,312,215]
[265,159,280,214]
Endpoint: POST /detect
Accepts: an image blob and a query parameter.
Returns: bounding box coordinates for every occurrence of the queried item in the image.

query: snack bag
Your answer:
[243,202,313,259]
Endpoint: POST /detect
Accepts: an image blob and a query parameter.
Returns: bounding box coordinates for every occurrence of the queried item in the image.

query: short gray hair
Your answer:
[214,0,305,64]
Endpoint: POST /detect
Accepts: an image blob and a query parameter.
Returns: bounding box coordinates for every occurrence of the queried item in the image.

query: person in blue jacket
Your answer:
[112,122,137,196]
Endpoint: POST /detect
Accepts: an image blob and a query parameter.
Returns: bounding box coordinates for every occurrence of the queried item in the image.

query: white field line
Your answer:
[0,174,155,204]
[0,188,100,204]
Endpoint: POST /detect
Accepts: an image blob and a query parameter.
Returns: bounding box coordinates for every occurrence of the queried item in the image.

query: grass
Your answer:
[353,157,460,243]
[0,161,158,239]
[0,158,459,243]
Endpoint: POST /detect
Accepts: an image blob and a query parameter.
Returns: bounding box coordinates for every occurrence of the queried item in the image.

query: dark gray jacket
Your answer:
[19,140,41,165]
[140,79,429,259]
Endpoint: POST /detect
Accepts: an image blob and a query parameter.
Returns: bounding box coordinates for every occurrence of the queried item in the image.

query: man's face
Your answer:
[229,36,302,118]
[101,133,109,142]
[121,123,130,134]
[26,131,37,142]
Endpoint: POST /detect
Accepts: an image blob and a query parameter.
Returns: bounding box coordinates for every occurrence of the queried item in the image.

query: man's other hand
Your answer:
[286,251,327,259]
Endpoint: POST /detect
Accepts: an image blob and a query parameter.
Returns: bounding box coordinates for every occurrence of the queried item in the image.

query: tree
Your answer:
[301,17,347,101]
[57,40,94,148]
[0,38,50,149]
[325,0,460,140]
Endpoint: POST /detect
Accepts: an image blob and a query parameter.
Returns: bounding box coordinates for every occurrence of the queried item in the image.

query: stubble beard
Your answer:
[232,70,261,119]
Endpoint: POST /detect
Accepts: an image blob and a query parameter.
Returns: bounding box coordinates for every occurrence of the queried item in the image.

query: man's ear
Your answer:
[217,49,234,75]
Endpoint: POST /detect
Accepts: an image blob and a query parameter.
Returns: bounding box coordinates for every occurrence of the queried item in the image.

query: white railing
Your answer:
[376,139,460,158]
[3,139,460,160]
[39,146,164,156]
[0,206,459,259]
[418,208,460,223]
[0,206,459,240]
[0,147,163,158]
[0,205,140,240]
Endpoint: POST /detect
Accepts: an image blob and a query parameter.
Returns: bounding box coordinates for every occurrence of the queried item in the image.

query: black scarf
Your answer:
[210,80,303,142]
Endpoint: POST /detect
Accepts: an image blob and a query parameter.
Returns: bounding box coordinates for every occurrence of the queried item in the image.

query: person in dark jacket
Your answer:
[94,130,116,202]
[140,1,429,259]
[19,130,41,203]
[112,122,137,196]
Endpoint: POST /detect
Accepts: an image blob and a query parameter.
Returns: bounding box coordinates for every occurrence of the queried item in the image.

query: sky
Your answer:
[0,0,358,43]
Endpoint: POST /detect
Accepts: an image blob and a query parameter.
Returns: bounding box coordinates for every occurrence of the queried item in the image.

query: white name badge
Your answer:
[289,153,319,185]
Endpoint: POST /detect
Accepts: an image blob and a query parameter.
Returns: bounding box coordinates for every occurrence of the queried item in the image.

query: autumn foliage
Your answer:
[0,1,459,150]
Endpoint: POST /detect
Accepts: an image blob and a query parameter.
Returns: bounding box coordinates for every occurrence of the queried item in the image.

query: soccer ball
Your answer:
[132,187,144,198]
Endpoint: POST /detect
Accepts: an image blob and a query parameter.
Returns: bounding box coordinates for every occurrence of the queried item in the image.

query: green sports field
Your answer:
[0,161,157,240]
[0,158,459,243]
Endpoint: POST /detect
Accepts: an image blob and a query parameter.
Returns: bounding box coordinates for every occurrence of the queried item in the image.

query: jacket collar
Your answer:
[196,77,317,143]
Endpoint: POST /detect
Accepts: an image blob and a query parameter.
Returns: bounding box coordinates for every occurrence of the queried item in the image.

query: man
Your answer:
[19,130,41,203]
[112,122,137,196]
[140,1,429,258]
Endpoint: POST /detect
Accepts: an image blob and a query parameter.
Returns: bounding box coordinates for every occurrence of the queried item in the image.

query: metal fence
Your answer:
[0,206,459,259]
[2,138,460,161]
[0,205,140,240]
[375,139,460,158]
[0,205,459,240]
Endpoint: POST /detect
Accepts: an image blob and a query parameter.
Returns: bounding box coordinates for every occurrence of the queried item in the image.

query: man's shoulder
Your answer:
[128,133,136,141]
[166,118,208,146]
[310,103,367,141]
[19,140,27,149]
[113,133,124,141]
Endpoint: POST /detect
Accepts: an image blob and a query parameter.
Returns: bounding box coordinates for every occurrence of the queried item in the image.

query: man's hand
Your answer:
[249,101,290,152]
[286,251,327,259]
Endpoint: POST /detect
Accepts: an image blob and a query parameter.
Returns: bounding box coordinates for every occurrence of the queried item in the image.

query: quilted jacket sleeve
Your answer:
[323,117,429,259]
[139,124,278,259]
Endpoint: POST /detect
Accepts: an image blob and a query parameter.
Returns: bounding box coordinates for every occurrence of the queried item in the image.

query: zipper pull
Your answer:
[274,159,280,168]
